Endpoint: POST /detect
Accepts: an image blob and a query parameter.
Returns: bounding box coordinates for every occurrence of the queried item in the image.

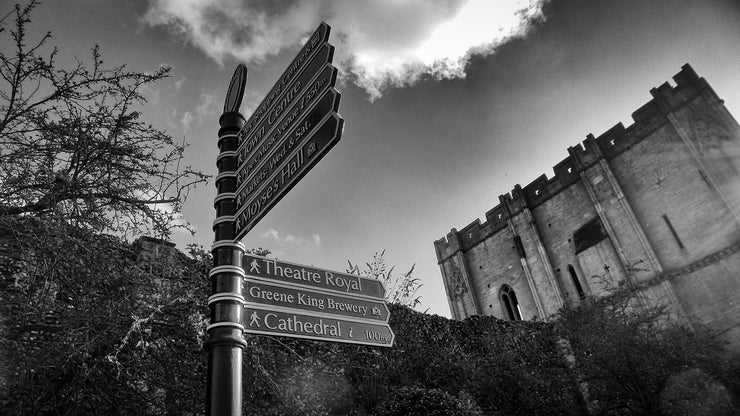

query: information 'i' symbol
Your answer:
[307,143,317,158]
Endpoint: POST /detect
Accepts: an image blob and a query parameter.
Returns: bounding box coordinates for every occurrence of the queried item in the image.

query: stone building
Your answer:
[133,235,178,263]
[434,64,740,348]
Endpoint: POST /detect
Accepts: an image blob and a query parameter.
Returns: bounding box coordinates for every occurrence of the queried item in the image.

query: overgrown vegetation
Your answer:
[556,288,740,416]
[0,218,209,414]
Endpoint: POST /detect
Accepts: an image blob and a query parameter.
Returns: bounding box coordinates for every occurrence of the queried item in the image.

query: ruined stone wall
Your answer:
[434,64,740,348]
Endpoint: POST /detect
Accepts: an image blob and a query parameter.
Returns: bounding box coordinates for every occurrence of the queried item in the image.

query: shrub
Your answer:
[374,387,481,416]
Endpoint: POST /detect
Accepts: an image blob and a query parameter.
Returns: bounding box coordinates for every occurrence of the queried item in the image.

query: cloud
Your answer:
[178,92,218,132]
[193,92,219,123]
[173,76,187,92]
[142,0,322,65]
[261,228,322,247]
[180,110,194,132]
[142,0,548,100]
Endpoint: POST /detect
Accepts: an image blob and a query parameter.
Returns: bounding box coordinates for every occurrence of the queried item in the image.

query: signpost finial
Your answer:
[223,63,248,114]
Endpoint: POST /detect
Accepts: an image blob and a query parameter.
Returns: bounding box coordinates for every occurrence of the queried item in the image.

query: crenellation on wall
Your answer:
[672,63,702,89]
[484,203,509,233]
[568,141,593,169]
[522,174,550,205]
[434,228,462,262]
[631,98,665,124]
[501,189,525,214]
[458,219,493,252]
[552,156,580,185]
[594,124,634,159]
[649,63,713,112]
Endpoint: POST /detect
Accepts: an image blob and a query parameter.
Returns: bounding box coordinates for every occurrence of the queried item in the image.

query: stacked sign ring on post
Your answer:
[205,82,248,415]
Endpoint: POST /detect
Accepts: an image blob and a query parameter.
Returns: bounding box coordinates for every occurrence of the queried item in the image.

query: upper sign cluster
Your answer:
[232,22,343,241]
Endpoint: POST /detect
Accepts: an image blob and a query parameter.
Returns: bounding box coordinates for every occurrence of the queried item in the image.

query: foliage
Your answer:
[555,288,740,416]
[0,1,207,238]
[659,368,737,416]
[0,217,210,415]
[347,250,421,308]
[374,386,482,416]
[241,304,584,416]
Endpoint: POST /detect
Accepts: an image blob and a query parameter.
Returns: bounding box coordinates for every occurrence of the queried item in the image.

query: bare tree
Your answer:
[0,1,207,237]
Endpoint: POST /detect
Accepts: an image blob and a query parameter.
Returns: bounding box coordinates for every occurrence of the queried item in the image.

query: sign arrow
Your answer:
[234,112,344,240]
[244,279,391,322]
[235,85,341,197]
[238,23,330,143]
[243,306,394,347]
[241,254,387,299]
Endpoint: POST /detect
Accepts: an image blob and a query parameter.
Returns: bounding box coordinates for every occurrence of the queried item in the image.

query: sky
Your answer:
[20,0,740,318]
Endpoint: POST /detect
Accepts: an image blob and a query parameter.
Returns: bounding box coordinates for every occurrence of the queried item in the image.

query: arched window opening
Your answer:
[500,285,522,321]
[568,265,586,300]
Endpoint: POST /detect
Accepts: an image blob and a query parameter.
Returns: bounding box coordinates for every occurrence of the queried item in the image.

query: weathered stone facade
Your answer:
[434,64,740,349]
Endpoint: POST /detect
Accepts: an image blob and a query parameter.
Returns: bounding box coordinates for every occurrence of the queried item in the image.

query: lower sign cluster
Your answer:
[241,256,394,347]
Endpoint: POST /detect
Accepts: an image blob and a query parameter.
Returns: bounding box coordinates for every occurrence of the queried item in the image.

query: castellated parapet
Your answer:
[434,64,740,350]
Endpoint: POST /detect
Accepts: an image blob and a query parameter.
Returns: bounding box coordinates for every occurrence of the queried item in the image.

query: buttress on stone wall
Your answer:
[434,64,740,349]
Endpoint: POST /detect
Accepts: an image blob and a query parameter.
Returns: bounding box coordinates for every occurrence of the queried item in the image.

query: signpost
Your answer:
[208,21,393,416]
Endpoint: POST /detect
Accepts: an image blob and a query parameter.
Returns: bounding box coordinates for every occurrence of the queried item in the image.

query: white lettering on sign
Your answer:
[326,298,368,316]
[267,82,302,126]
[264,259,323,283]
[241,25,325,139]
[240,177,279,224]
[324,271,361,292]
[296,292,325,309]
[249,258,364,294]
[249,286,294,304]
[280,150,305,185]
[262,312,342,336]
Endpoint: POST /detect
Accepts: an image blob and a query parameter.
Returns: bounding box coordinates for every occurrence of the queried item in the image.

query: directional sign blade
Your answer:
[237,52,337,165]
[234,112,344,239]
[241,254,387,299]
[244,279,391,322]
[243,306,394,347]
[239,23,331,141]
[236,86,341,205]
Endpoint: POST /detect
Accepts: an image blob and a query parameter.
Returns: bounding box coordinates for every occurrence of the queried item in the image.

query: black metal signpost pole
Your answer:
[205,23,360,413]
[206,65,249,416]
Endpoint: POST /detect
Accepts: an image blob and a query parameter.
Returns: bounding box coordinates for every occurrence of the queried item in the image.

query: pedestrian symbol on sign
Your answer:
[249,311,261,327]
[250,259,260,274]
